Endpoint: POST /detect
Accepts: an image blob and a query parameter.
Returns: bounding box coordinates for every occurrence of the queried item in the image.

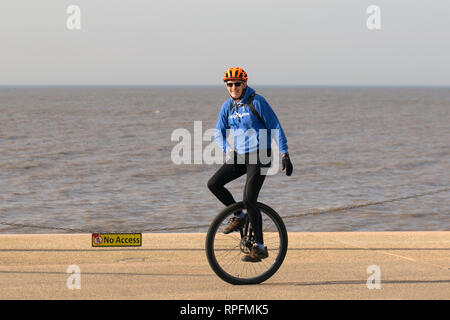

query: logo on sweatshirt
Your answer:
[229,112,250,120]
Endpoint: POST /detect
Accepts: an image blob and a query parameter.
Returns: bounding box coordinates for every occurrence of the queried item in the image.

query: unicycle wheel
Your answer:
[205,202,288,285]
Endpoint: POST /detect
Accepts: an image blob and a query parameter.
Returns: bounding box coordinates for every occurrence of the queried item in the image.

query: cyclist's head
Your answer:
[223,67,248,100]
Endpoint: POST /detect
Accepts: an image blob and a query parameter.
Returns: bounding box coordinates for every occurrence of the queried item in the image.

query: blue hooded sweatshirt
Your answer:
[214,86,288,155]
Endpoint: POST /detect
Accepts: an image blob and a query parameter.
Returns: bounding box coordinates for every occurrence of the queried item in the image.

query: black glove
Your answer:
[282,153,293,176]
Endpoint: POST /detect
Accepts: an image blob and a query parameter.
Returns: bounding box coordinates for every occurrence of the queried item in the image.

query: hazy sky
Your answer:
[1,0,449,86]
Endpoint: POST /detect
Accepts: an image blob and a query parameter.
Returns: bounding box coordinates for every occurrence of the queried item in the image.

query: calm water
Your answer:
[0,86,449,233]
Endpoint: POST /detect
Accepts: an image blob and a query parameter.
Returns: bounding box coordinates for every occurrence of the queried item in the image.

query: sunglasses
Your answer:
[226,82,243,88]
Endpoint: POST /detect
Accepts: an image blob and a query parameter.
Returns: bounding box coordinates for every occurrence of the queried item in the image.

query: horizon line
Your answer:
[1,84,450,88]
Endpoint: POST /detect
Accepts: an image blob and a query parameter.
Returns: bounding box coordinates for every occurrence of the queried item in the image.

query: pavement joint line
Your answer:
[371,250,450,272]
[263,279,450,287]
[306,233,450,271]
[0,269,213,277]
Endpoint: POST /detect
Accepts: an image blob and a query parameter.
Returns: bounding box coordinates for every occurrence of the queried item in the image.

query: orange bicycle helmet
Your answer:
[223,67,248,82]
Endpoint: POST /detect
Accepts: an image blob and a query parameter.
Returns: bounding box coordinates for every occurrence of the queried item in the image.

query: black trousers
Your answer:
[207,150,271,244]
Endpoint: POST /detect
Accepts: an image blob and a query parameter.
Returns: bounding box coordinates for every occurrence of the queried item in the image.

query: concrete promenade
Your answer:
[0,232,449,299]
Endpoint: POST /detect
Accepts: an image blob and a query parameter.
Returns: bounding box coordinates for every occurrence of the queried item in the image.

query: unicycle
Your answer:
[205,201,288,285]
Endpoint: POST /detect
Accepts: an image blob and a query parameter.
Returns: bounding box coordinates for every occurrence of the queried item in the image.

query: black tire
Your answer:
[205,202,288,285]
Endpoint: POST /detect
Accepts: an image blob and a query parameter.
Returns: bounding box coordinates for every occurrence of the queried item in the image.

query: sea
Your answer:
[0,86,449,233]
